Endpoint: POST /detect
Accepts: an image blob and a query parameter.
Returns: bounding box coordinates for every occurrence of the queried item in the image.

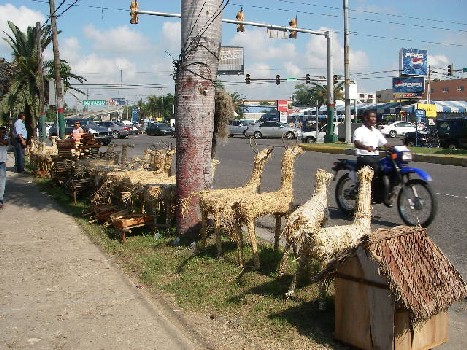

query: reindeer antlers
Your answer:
[249,136,259,154]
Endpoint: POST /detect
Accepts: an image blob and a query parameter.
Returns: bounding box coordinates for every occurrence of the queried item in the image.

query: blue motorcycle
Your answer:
[332,146,437,227]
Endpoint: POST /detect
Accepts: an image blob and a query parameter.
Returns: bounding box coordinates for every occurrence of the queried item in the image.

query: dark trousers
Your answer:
[357,155,381,201]
[13,139,25,173]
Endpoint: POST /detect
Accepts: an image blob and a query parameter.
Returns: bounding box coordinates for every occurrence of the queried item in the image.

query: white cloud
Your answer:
[83,25,150,55]
[0,4,45,56]
[161,22,181,53]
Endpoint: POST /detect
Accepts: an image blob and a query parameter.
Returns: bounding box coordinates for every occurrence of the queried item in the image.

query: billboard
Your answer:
[400,48,428,76]
[110,97,126,106]
[392,77,425,93]
[277,99,288,112]
[416,103,437,118]
[218,46,244,75]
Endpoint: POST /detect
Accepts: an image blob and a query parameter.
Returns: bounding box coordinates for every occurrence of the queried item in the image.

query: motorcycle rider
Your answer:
[353,109,392,204]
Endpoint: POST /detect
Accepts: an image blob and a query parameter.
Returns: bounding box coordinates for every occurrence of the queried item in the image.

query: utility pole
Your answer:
[36,22,46,142]
[49,0,65,139]
[324,31,337,143]
[343,0,351,144]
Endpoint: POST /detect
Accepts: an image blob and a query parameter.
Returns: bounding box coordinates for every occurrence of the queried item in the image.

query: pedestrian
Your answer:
[71,121,84,142]
[12,112,27,173]
[0,126,9,208]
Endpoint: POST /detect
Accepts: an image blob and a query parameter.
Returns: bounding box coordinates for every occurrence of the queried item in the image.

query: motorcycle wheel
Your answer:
[397,179,437,227]
[335,173,357,216]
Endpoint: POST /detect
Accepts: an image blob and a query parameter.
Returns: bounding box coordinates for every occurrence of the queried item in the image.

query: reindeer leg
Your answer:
[200,209,208,250]
[214,214,222,257]
[234,219,244,267]
[278,242,291,275]
[274,214,281,251]
[246,218,260,269]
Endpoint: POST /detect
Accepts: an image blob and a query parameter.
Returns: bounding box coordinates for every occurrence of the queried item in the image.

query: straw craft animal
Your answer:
[197,147,274,265]
[235,145,304,269]
[311,166,374,266]
[278,168,334,293]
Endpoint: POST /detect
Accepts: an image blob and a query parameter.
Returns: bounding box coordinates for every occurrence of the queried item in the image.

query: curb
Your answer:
[300,144,467,167]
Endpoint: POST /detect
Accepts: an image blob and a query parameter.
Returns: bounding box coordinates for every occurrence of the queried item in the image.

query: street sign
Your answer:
[286,77,297,82]
[82,100,107,106]
[463,68,467,73]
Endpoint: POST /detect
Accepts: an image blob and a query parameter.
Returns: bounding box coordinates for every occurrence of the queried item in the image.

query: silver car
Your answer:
[244,121,302,139]
[228,119,255,137]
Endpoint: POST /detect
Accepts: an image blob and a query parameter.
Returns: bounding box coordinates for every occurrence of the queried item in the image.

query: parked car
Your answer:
[146,122,175,136]
[228,119,255,137]
[436,117,467,149]
[49,118,113,145]
[96,121,129,139]
[301,124,327,143]
[403,125,439,148]
[120,120,140,135]
[244,121,302,139]
[378,121,416,138]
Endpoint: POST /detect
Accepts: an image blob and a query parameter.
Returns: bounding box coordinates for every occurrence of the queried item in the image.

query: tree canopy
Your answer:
[293,82,344,107]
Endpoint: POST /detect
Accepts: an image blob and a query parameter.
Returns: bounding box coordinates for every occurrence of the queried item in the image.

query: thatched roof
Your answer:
[316,226,467,323]
[367,226,467,322]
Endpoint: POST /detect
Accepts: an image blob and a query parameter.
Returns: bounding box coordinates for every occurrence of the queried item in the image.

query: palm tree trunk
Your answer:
[175,0,223,236]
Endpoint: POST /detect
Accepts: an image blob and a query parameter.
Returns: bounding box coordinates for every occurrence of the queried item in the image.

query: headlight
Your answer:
[402,151,412,161]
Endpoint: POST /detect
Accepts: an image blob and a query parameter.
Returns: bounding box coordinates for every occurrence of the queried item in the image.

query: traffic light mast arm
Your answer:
[134,8,327,37]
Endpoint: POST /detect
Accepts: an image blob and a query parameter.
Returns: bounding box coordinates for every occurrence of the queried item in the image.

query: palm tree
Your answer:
[175,0,223,236]
[1,21,53,138]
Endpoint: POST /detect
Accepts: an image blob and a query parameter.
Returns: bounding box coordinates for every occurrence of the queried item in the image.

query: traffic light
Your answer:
[447,64,453,76]
[245,74,251,84]
[236,8,245,32]
[289,16,297,39]
[130,0,138,24]
[305,74,311,84]
[275,75,281,85]
[333,74,338,84]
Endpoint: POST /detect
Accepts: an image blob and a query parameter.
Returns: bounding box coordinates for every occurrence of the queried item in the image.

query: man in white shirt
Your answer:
[353,110,391,203]
[12,112,27,173]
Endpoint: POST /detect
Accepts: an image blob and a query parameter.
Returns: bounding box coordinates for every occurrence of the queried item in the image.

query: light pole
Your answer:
[343,0,352,144]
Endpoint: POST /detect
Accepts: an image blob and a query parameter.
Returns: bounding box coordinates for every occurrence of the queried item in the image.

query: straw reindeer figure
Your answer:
[234,145,304,269]
[311,166,374,266]
[278,168,334,294]
[196,143,274,265]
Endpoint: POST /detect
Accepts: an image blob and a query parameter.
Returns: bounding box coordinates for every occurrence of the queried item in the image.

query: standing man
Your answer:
[0,126,9,208]
[13,112,28,173]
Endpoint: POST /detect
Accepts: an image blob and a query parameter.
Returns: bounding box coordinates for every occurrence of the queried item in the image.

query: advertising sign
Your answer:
[218,46,244,75]
[110,97,126,106]
[393,92,424,99]
[131,109,139,123]
[277,99,288,112]
[392,77,425,93]
[82,100,107,106]
[400,48,428,76]
[416,103,437,118]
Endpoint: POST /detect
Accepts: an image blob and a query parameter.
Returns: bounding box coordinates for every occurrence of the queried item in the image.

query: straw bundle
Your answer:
[234,145,304,268]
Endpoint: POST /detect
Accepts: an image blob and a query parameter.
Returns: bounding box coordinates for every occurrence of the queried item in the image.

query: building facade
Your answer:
[425,78,467,101]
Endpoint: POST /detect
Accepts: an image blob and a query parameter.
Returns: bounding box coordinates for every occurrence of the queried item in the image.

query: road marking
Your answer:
[436,193,467,200]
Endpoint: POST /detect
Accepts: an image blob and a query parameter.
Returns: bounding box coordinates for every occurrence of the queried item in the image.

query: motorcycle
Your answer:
[332,146,437,227]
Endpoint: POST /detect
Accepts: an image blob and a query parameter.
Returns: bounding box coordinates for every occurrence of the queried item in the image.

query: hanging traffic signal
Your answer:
[447,64,453,76]
[289,16,297,39]
[305,74,311,84]
[130,0,138,24]
[236,8,245,32]
[245,74,251,84]
[275,75,281,85]
[333,74,338,84]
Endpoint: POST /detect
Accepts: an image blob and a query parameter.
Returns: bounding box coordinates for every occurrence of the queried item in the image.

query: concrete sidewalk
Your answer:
[0,155,203,350]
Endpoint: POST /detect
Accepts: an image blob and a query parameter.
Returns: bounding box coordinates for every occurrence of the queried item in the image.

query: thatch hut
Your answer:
[322,226,467,350]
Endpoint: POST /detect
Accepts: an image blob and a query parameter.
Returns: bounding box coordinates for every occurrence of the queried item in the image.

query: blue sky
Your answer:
[1,0,466,109]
